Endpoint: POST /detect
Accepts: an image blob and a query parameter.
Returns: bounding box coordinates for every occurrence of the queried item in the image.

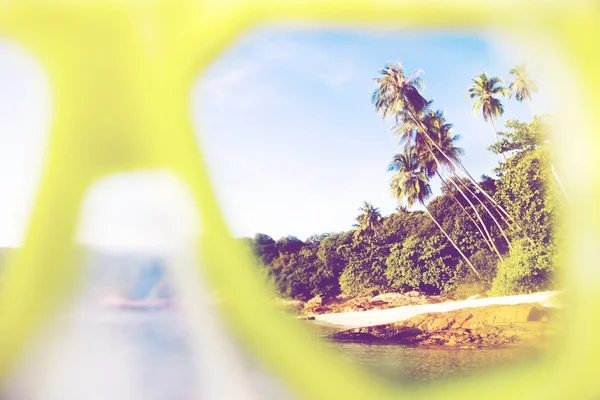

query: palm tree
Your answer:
[395,204,409,213]
[508,66,569,203]
[468,72,508,153]
[423,112,513,247]
[353,201,383,239]
[390,150,480,279]
[390,151,494,254]
[424,112,513,252]
[508,64,538,116]
[394,106,506,261]
[404,107,520,231]
[372,61,428,123]
[373,62,523,238]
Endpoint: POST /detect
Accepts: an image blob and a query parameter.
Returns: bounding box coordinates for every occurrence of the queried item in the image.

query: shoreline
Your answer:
[294,291,562,348]
[325,302,561,349]
[311,291,560,328]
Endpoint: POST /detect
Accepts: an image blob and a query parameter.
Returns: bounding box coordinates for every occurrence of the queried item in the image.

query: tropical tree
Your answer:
[353,201,383,239]
[468,72,508,152]
[508,64,538,116]
[389,150,481,278]
[507,66,568,203]
[374,61,523,241]
[390,133,493,255]
[372,61,428,124]
[394,107,507,260]
[395,204,409,213]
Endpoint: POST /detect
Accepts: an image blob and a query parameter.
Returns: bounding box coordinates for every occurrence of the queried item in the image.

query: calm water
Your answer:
[328,341,539,384]
[308,321,541,385]
[5,310,542,399]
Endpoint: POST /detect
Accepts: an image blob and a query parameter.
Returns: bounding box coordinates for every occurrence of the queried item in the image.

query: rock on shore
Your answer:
[328,303,560,348]
[301,292,449,315]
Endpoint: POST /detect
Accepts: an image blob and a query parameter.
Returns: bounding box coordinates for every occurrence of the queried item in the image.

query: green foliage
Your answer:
[489,239,554,296]
[305,232,334,244]
[489,117,549,158]
[385,235,459,294]
[275,236,304,254]
[252,233,278,266]
[339,243,390,296]
[487,118,559,295]
[508,64,538,104]
[353,201,383,239]
[245,116,559,300]
[495,147,557,246]
[271,252,307,299]
[449,249,498,299]
[469,248,499,284]
[379,210,432,244]
[254,233,275,245]
[468,72,507,122]
[427,195,483,255]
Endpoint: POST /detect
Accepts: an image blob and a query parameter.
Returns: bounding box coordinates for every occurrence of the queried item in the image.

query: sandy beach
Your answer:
[314,291,560,328]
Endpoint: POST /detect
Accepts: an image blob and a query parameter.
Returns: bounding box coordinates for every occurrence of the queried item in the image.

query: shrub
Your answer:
[446,249,499,299]
[489,239,554,296]
[339,243,390,296]
[385,235,459,295]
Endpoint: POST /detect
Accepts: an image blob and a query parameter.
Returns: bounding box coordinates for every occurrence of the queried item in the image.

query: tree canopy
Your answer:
[244,61,561,301]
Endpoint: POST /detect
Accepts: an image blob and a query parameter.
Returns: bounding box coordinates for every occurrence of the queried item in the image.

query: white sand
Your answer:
[314,291,560,328]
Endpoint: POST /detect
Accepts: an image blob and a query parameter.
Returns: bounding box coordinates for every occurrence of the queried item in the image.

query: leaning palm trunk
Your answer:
[455,160,514,221]
[405,107,515,225]
[405,106,529,246]
[490,117,506,161]
[461,177,514,231]
[456,159,534,246]
[527,100,568,204]
[423,204,481,279]
[403,108,504,260]
[527,99,569,205]
[453,174,513,250]
[455,159,537,246]
[436,171,495,253]
[424,143,504,262]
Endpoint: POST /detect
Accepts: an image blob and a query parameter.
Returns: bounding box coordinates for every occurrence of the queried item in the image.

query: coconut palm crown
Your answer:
[508,64,538,115]
[389,149,480,278]
[372,61,428,120]
[468,72,507,123]
[353,201,383,238]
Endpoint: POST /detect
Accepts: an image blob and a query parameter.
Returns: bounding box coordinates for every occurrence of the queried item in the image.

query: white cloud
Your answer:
[198,58,282,113]
[249,35,356,88]
[197,32,357,114]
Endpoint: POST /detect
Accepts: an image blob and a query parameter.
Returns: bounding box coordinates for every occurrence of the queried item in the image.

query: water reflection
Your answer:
[125,313,194,400]
[77,251,197,400]
[3,248,544,398]
[328,340,541,384]
[308,317,544,384]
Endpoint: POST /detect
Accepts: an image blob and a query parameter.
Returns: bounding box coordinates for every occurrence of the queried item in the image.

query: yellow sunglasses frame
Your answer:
[0,1,598,399]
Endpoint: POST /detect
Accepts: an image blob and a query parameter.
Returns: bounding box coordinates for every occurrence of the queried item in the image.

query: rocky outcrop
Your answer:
[301,292,450,315]
[328,303,560,348]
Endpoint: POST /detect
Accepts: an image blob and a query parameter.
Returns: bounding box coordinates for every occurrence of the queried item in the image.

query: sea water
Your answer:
[3,308,541,399]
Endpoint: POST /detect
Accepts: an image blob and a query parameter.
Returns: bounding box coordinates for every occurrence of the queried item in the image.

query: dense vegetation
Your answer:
[243,63,563,301]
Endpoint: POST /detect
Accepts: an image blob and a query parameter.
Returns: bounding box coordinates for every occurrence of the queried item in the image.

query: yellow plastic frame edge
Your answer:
[0,1,598,399]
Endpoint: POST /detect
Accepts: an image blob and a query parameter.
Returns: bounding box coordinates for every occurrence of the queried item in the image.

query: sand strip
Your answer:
[314,291,560,328]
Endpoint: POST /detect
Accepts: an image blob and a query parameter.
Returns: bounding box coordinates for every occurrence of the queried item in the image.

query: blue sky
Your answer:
[193,27,553,241]
[0,27,554,248]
